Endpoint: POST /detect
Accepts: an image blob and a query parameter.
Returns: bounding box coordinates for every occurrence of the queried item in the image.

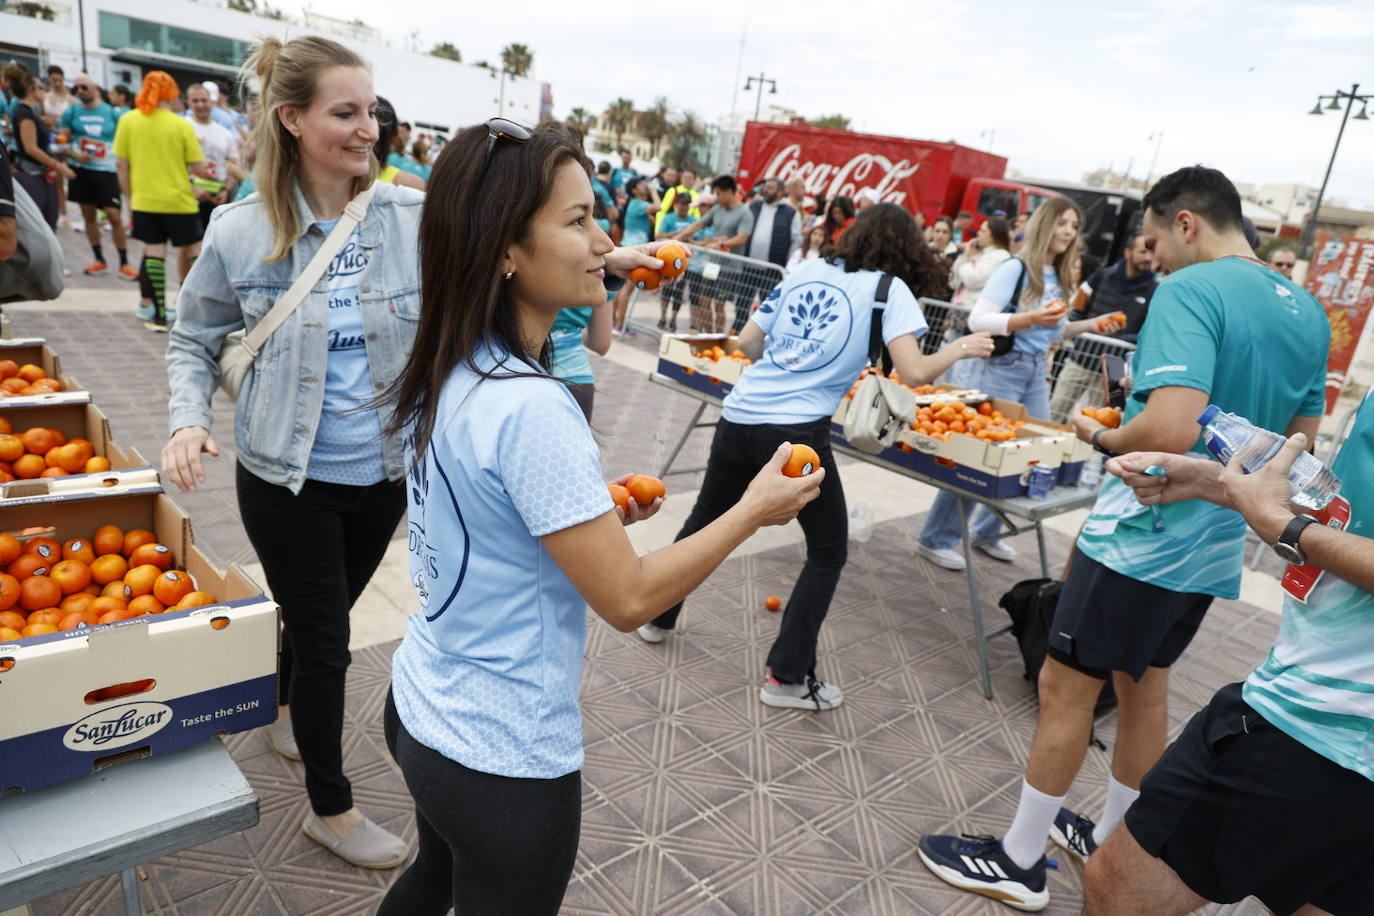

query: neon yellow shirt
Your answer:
[112,108,203,214]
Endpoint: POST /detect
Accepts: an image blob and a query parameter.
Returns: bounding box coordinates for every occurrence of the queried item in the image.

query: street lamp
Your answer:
[1301,83,1371,258]
[743,73,777,123]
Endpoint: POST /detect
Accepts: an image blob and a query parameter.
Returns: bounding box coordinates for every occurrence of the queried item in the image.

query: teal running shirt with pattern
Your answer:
[1244,390,1374,779]
[1077,258,1328,598]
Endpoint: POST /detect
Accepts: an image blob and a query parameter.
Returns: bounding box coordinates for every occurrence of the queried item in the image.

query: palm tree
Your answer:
[500,43,534,78]
[604,98,635,151]
[430,42,461,62]
[566,107,596,137]
[663,110,709,173]
[640,96,672,158]
[811,114,851,130]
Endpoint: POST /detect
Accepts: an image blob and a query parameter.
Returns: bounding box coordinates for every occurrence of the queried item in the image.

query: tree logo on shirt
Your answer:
[767,281,854,373]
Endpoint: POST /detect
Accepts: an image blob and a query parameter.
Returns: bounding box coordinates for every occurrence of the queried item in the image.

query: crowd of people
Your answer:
[2,31,1369,916]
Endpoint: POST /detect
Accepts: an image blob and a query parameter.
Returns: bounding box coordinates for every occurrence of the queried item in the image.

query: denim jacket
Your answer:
[166,180,423,494]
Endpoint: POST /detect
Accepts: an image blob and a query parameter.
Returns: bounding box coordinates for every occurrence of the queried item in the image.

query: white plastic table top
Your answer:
[0,738,258,908]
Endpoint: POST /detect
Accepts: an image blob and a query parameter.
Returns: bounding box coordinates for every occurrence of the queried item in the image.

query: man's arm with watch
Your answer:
[1105,434,1374,594]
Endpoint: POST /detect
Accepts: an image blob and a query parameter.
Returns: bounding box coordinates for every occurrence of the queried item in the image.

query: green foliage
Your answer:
[810,114,851,130]
[500,43,534,77]
[566,107,596,137]
[430,42,462,62]
[604,98,635,149]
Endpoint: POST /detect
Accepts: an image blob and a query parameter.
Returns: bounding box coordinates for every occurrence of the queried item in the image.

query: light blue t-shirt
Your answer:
[549,307,594,384]
[305,217,388,485]
[391,343,611,778]
[978,258,1065,354]
[612,166,638,193]
[722,258,928,425]
[659,210,698,239]
[624,198,653,244]
[1077,259,1329,598]
[59,103,120,173]
[1244,389,1374,779]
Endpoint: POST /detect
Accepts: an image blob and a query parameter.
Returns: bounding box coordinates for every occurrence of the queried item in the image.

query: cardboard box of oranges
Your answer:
[0,487,276,794]
[0,339,83,405]
[657,333,754,397]
[0,396,154,498]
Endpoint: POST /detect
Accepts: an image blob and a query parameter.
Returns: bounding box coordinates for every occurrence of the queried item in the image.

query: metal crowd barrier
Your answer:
[624,243,786,339]
[1047,332,1138,425]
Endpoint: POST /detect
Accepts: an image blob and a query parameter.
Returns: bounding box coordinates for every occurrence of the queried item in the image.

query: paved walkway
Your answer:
[6,231,1279,914]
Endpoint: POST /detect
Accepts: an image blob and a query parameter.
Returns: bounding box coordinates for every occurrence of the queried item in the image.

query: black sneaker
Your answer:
[1048,807,1098,866]
[917,833,1052,912]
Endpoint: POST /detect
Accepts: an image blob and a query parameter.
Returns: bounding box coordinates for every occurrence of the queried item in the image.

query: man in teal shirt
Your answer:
[1086,392,1374,914]
[917,167,1330,912]
[59,74,135,279]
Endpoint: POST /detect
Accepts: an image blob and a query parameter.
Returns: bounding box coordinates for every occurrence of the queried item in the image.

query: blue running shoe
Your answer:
[1049,807,1098,866]
[917,833,1052,911]
[136,303,155,322]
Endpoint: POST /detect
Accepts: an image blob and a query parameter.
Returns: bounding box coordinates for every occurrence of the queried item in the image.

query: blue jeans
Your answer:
[919,349,1050,551]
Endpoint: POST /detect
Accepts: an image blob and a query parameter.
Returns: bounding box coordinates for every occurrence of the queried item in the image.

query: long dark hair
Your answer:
[984,214,1011,250]
[830,203,950,298]
[373,96,399,166]
[823,195,855,237]
[382,121,591,461]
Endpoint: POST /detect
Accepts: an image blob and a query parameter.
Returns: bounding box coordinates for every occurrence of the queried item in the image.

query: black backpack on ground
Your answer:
[999,578,1117,718]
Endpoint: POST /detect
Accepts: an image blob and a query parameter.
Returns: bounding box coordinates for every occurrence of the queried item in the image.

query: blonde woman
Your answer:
[163,35,422,868]
[917,198,1115,570]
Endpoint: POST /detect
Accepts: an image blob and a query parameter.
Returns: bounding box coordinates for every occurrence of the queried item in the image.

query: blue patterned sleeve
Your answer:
[499,381,613,536]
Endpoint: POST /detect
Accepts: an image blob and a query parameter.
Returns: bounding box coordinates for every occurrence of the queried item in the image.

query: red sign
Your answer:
[1305,233,1374,413]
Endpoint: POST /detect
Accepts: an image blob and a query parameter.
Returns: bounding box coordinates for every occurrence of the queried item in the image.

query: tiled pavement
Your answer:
[7,261,1275,913]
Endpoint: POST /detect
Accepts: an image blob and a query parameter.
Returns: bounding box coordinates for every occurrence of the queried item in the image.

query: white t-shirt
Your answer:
[185,116,238,185]
[722,258,928,425]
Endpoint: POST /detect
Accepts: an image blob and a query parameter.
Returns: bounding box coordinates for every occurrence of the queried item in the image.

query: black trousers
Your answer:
[236,462,406,815]
[651,417,847,683]
[378,690,581,916]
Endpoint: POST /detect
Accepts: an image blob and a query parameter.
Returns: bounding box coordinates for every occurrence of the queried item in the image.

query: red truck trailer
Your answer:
[735,121,1056,227]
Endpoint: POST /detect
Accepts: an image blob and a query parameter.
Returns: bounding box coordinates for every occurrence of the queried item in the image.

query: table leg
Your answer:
[1036,520,1050,579]
[958,496,995,700]
[120,867,141,915]
[658,401,709,478]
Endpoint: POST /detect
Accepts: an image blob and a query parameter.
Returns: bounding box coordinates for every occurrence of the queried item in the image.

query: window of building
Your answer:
[99,12,251,68]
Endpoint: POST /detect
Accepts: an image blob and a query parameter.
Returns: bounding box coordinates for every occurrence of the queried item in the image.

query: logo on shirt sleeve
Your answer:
[1145,364,1188,376]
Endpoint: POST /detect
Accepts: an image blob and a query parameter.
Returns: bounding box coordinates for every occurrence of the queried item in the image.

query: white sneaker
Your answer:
[637,622,669,644]
[760,672,843,710]
[978,539,1018,562]
[916,542,967,571]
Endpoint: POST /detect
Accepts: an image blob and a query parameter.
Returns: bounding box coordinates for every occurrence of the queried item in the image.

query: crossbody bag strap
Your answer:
[241,181,376,356]
[867,273,896,374]
[1006,257,1028,313]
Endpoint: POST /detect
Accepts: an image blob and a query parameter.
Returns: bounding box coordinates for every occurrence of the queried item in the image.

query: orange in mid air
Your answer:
[782,444,822,478]
[624,475,666,507]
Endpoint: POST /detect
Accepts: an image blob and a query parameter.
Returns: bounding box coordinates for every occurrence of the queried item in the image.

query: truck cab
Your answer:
[959,178,1058,228]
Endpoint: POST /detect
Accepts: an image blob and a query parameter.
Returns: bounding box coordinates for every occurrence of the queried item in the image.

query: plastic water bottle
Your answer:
[1077,455,1103,491]
[1196,405,1341,509]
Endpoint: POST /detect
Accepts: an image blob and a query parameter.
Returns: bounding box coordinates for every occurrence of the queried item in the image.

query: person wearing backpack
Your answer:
[915,197,1120,571]
[636,203,993,710]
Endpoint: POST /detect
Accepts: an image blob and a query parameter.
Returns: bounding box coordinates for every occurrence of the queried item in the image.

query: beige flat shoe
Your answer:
[267,715,300,761]
[302,812,409,869]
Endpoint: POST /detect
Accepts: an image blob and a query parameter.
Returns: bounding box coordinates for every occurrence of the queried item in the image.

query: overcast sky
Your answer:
[310,0,1374,206]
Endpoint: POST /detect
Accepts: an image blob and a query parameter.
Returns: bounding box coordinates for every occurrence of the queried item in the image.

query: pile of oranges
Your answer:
[0,361,64,398]
[909,400,1026,444]
[690,345,752,365]
[0,524,217,641]
[1081,406,1122,428]
[0,417,111,481]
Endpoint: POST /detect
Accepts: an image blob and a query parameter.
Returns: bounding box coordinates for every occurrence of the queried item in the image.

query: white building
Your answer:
[2,0,547,137]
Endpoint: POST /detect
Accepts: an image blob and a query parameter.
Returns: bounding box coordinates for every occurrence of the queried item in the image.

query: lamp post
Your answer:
[1143,131,1164,188]
[1301,83,1370,258]
[743,73,777,123]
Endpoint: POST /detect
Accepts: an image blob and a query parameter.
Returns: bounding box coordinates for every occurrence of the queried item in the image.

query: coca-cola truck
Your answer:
[735,121,1056,227]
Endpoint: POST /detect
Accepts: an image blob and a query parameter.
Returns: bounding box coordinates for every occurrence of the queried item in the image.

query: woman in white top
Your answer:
[950,214,1012,304]
[785,224,827,270]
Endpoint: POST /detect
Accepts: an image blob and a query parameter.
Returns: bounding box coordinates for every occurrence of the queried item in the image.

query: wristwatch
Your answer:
[1091,427,1118,457]
[1273,515,1320,565]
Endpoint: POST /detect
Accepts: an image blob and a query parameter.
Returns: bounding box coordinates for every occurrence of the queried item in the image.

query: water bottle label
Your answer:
[1203,434,1233,464]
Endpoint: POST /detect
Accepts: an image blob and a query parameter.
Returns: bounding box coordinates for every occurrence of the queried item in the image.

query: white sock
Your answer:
[1003,780,1065,870]
[1092,776,1140,847]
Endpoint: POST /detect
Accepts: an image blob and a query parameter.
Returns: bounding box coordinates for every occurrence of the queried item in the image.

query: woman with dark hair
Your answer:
[637,203,992,710]
[950,213,1012,304]
[3,62,75,228]
[373,97,424,189]
[375,120,822,915]
[822,194,855,245]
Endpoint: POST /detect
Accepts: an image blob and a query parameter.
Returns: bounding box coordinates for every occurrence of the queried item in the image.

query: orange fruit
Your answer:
[0,534,19,566]
[82,583,102,596]
[128,543,173,570]
[0,361,16,380]
[0,378,27,394]
[0,626,18,641]
[764,595,782,611]
[16,364,44,383]
[66,438,94,460]
[62,538,96,564]
[39,467,69,478]
[20,576,61,612]
[19,427,56,454]
[630,266,660,291]
[55,443,89,473]
[96,607,139,625]
[21,622,57,637]
[31,378,62,393]
[26,608,62,627]
[127,594,165,616]
[92,525,124,556]
[90,596,128,615]
[8,555,49,580]
[84,456,112,473]
[23,536,60,560]
[124,564,161,597]
[12,454,45,479]
[90,554,129,585]
[656,241,689,277]
[58,610,98,630]
[624,474,666,506]
[607,484,631,511]
[44,445,63,468]
[153,570,194,606]
[49,560,92,595]
[210,617,230,630]
[174,591,216,611]
[60,592,95,614]
[782,444,822,478]
[0,609,25,630]
[122,529,157,557]
[102,580,133,600]
[0,435,22,462]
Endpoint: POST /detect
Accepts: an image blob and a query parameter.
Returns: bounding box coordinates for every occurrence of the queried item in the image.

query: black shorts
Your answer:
[131,210,204,247]
[197,199,220,230]
[1126,683,1374,915]
[67,167,121,210]
[1046,547,1212,680]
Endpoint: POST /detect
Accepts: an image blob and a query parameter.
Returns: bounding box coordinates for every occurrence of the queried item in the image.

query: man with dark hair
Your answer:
[592,160,618,225]
[667,175,756,331]
[917,165,1331,911]
[611,148,638,196]
[953,209,973,244]
[1267,244,1297,279]
[656,167,697,233]
[60,73,136,279]
[733,177,800,329]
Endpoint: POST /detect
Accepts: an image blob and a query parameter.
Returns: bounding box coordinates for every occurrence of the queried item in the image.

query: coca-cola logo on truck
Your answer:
[763,144,922,208]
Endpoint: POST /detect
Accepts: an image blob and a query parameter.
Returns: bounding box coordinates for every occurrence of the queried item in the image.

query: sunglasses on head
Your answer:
[484,117,531,161]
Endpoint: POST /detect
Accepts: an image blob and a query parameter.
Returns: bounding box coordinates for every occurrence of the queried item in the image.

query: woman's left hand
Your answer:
[953,332,995,359]
[605,241,669,279]
[608,474,664,526]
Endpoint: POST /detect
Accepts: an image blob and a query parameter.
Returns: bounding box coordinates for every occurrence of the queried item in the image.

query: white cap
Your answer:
[201,81,220,102]
[856,187,881,205]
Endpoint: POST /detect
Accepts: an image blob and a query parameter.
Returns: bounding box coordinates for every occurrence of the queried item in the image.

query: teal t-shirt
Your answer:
[60,103,120,173]
[549,307,594,384]
[1077,258,1329,598]
[624,198,653,244]
[1244,388,1374,779]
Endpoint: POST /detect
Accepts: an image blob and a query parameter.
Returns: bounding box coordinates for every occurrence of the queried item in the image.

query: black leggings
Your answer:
[378,690,582,916]
[235,462,405,815]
